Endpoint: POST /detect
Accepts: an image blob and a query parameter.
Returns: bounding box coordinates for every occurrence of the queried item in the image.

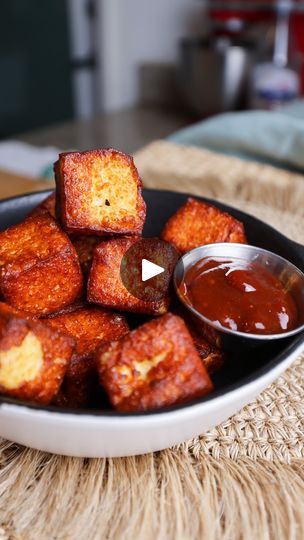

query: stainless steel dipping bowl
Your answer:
[174,243,304,352]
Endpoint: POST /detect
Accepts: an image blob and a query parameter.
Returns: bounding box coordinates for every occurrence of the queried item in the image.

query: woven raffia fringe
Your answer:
[0,141,304,540]
[135,140,304,217]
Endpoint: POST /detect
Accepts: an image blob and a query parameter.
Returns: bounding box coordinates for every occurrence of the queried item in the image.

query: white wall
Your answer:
[67,0,96,118]
[96,0,206,111]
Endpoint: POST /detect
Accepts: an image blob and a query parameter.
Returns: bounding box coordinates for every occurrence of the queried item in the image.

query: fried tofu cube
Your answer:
[0,302,74,405]
[185,321,224,375]
[172,304,224,373]
[29,192,56,219]
[54,148,146,235]
[45,305,129,408]
[161,197,247,254]
[88,237,170,315]
[46,305,129,360]
[43,299,88,318]
[0,213,83,315]
[185,312,222,349]
[29,194,100,274]
[71,235,101,275]
[96,313,213,412]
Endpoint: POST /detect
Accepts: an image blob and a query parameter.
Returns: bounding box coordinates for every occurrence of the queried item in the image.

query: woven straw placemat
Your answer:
[0,141,303,540]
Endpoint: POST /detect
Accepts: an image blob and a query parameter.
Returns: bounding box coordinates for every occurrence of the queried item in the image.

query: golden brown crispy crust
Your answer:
[161,197,247,254]
[29,195,101,275]
[45,306,129,359]
[45,305,129,408]
[70,235,101,275]
[96,313,213,412]
[54,148,146,235]
[186,323,224,375]
[45,300,87,318]
[28,192,56,219]
[0,213,83,316]
[88,237,169,315]
[172,304,224,374]
[0,302,74,405]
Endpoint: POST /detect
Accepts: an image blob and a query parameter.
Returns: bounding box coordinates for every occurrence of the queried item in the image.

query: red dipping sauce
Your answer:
[180,257,298,335]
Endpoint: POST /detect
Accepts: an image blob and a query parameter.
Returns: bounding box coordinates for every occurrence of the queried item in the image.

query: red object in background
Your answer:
[290,13,304,92]
[209,0,274,22]
[208,1,304,95]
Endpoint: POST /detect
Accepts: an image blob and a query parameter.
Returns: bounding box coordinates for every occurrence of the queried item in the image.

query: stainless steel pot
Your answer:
[179,36,254,116]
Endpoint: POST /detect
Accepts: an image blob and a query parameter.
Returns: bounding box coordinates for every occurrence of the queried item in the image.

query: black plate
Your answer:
[0,188,303,416]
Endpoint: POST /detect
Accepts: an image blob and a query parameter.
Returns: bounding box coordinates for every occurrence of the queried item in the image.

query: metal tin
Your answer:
[174,243,304,352]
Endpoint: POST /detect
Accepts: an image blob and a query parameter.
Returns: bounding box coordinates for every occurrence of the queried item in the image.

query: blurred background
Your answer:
[0,0,304,176]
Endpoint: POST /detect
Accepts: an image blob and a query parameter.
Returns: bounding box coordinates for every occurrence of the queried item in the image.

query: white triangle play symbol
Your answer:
[141,259,165,282]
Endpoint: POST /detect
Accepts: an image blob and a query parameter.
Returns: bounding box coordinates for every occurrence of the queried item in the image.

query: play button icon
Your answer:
[120,238,179,302]
[142,259,164,282]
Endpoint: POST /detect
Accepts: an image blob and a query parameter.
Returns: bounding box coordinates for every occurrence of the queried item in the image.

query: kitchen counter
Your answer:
[17,105,191,154]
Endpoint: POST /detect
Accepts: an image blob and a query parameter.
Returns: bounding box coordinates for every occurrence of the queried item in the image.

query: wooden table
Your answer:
[0,169,54,200]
